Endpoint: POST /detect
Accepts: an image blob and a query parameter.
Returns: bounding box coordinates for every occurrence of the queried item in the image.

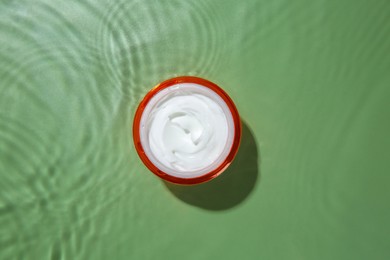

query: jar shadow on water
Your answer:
[164,120,259,211]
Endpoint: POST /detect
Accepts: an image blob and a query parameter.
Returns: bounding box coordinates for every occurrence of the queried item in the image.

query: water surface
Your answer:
[0,0,389,259]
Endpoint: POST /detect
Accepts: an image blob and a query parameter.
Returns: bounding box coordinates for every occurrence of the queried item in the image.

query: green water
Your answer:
[1,0,389,259]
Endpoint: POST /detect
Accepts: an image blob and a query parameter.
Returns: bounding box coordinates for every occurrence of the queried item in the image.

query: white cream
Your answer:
[139,83,235,178]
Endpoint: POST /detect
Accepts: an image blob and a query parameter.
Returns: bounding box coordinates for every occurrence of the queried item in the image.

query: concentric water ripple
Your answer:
[98,0,226,103]
[0,1,134,257]
[1,0,390,259]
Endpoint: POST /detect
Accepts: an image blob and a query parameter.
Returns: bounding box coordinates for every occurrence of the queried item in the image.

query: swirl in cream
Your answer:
[139,83,235,178]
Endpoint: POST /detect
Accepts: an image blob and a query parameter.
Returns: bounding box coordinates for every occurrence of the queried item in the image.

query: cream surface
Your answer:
[140,83,234,178]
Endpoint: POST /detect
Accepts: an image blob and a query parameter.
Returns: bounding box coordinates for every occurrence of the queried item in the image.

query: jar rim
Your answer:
[133,76,241,185]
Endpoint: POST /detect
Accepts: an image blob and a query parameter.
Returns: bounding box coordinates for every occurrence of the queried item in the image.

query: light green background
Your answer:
[1,0,389,259]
